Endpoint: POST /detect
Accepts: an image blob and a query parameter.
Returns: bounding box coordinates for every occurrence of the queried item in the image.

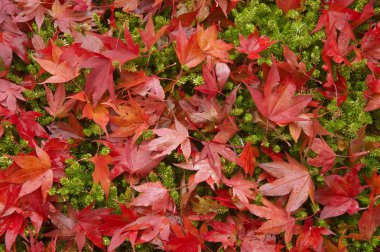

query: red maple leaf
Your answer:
[236,32,275,60]
[276,0,302,13]
[247,61,312,125]
[259,153,315,213]
[222,172,257,204]
[14,0,51,30]
[33,41,81,83]
[0,213,25,252]
[359,24,380,63]
[204,216,238,249]
[130,181,175,213]
[277,45,314,90]
[347,204,380,241]
[8,111,49,147]
[315,169,364,219]
[293,219,333,251]
[197,24,233,63]
[195,60,230,97]
[0,146,52,201]
[247,198,296,244]
[139,16,168,51]
[90,154,113,198]
[307,138,337,174]
[145,118,191,161]
[173,24,206,68]
[44,83,76,118]
[47,205,112,252]
[0,79,25,112]
[236,142,259,177]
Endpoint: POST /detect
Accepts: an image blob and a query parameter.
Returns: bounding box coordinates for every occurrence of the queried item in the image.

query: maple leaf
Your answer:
[259,154,315,213]
[359,24,380,63]
[81,100,110,136]
[0,146,52,201]
[236,32,275,60]
[347,204,380,241]
[139,16,168,51]
[173,24,206,68]
[0,79,25,112]
[315,170,364,219]
[130,181,175,213]
[247,198,296,244]
[204,216,237,249]
[293,219,333,251]
[277,45,314,90]
[44,84,76,118]
[14,0,50,30]
[176,153,221,189]
[0,30,29,68]
[109,141,164,178]
[319,70,348,106]
[47,205,112,252]
[197,24,233,63]
[8,111,49,147]
[222,172,257,204]
[307,138,336,174]
[0,213,25,252]
[276,0,302,13]
[48,114,85,140]
[247,62,312,125]
[81,56,114,107]
[213,116,238,144]
[90,155,113,198]
[145,118,191,161]
[364,72,380,112]
[240,232,278,252]
[312,0,356,39]
[196,61,230,97]
[109,99,150,140]
[236,142,259,177]
[109,214,171,250]
[48,0,93,34]
[33,41,81,83]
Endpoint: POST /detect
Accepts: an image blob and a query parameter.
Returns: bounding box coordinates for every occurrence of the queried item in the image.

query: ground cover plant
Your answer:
[0,0,380,251]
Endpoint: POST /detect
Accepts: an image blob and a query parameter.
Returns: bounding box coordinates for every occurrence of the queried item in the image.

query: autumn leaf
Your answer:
[47,205,112,252]
[236,32,275,60]
[195,61,230,97]
[8,111,49,147]
[14,0,49,30]
[307,138,336,174]
[315,170,364,219]
[33,40,81,83]
[145,118,191,161]
[222,172,257,204]
[196,24,233,63]
[276,0,302,13]
[0,79,25,112]
[347,204,380,241]
[259,154,315,213]
[247,62,312,125]
[44,83,76,118]
[1,146,52,201]
[294,219,333,251]
[204,216,237,249]
[139,16,168,51]
[247,198,296,244]
[90,154,113,198]
[130,181,175,213]
[81,100,110,136]
[173,24,206,68]
[236,142,259,177]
